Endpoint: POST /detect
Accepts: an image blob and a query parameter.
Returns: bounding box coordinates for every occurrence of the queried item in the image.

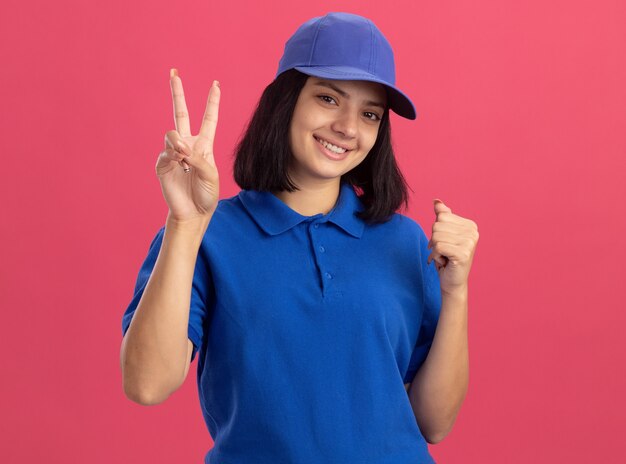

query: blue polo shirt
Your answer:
[122,181,442,463]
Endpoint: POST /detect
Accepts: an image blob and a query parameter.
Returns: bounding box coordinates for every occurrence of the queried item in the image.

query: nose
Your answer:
[330,108,358,140]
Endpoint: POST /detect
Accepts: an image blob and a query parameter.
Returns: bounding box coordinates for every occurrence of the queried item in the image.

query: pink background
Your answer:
[1,0,625,462]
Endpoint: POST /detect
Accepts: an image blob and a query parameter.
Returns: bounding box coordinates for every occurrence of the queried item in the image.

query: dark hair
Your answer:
[233,69,411,224]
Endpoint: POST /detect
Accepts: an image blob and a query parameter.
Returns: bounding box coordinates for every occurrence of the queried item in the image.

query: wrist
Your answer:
[441,284,468,301]
[166,212,212,236]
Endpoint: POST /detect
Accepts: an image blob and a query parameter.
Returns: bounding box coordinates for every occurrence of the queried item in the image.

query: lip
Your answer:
[314,135,353,151]
[314,136,351,161]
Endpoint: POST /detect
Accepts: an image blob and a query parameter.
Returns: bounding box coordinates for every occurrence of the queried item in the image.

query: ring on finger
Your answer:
[177,159,191,173]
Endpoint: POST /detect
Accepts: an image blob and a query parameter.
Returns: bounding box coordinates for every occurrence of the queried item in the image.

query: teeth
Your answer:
[316,137,347,154]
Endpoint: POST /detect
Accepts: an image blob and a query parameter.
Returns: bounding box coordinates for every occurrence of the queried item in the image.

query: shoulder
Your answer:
[205,192,250,230]
[199,191,261,249]
[214,192,245,216]
[357,213,430,266]
[367,212,429,245]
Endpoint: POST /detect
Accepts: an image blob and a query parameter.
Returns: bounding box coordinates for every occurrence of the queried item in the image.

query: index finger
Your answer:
[197,80,221,152]
[169,68,192,137]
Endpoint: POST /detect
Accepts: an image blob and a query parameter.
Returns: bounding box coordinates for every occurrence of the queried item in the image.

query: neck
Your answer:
[272,179,342,216]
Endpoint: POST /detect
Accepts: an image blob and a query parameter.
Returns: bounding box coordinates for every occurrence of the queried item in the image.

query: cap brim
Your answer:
[294,65,417,120]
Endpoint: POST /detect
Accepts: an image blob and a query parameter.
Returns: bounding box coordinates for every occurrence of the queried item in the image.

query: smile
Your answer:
[314,136,352,153]
[314,136,351,161]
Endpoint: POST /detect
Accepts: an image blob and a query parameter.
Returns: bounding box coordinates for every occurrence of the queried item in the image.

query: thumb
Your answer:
[433,198,452,215]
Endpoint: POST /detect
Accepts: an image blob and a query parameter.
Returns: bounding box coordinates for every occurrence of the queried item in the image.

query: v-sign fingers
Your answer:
[197,80,220,155]
[169,68,192,137]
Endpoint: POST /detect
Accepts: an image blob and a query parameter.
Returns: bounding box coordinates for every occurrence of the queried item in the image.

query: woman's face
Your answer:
[287,76,387,186]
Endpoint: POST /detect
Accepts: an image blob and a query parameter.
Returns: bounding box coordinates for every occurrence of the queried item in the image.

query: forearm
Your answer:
[408,286,469,444]
[121,214,210,403]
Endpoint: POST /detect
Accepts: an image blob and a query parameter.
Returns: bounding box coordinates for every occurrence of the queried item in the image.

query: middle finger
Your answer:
[197,80,221,154]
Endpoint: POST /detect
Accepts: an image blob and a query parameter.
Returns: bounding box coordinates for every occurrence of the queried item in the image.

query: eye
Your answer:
[364,111,382,122]
[318,95,338,105]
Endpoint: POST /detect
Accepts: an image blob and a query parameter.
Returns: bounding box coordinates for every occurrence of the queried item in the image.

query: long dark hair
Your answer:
[233,69,411,224]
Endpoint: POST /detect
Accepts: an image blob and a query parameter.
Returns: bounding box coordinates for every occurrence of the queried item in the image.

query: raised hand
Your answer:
[155,68,221,223]
[427,199,479,296]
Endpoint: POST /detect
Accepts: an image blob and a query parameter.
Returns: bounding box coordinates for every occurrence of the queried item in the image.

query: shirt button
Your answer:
[319,245,325,253]
[325,272,332,279]
[314,223,319,228]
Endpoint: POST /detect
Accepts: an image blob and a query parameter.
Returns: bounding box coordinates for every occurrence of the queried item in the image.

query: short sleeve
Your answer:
[403,226,442,383]
[121,226,212,363]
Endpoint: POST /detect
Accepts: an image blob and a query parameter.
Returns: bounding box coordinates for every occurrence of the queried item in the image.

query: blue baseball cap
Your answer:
[276,12,417,120]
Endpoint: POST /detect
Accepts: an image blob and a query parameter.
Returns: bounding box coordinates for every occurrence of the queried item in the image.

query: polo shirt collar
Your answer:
[239,181,365,238]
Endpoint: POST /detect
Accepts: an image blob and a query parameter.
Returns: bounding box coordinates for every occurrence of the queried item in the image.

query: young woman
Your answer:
[120,12,478,464]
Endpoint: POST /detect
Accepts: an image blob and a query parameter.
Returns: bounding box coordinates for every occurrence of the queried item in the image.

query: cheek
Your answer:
[353,150,370,167]
[289,119,306,147]
[289,108,308,142]
[289,111,317,153]
[350,131,380,166]
[364,130,380,152]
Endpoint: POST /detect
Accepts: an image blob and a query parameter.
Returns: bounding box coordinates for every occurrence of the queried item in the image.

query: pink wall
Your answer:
[1,0,625,462]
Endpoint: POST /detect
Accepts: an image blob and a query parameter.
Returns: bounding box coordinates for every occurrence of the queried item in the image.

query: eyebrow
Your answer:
[313,81,387,110]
